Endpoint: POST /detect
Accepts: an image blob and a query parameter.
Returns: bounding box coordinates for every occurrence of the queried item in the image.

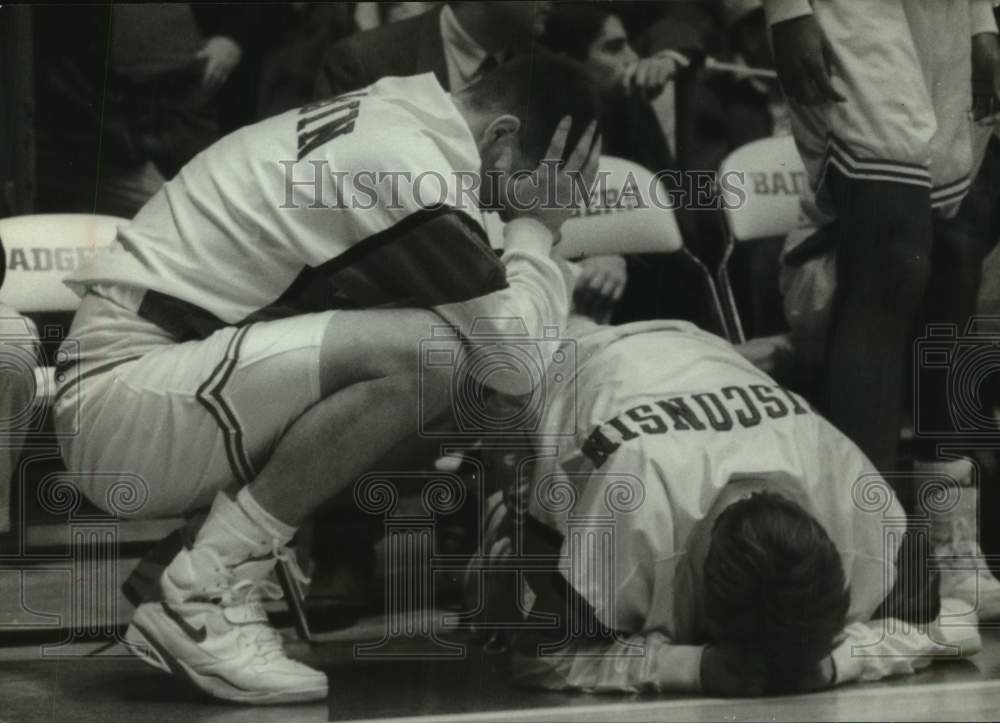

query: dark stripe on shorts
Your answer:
[824,135,932,188]
[930,175,972,208]
[195,325,256,486]
[828,135,931,177]
[52,354,145,407]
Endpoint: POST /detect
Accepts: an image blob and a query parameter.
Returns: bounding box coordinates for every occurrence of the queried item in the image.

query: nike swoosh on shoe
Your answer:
[161,602,208,643]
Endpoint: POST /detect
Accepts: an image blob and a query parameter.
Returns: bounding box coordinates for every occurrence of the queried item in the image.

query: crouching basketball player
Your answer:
[51,56,600,704]
[475,318,982,696]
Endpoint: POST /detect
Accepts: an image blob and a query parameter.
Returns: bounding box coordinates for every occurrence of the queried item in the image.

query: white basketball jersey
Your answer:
[528,318,902,641]
[66,74,507,340]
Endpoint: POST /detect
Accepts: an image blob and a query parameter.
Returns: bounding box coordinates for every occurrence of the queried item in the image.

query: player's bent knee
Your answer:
[318,308,443,396]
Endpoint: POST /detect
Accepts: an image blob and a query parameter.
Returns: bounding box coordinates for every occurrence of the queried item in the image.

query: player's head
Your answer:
[542,4,638,93]
[453,53,602,212]
[702,491,850,689]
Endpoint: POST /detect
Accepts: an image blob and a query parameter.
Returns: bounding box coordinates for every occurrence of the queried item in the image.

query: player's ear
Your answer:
[479,114,521,173]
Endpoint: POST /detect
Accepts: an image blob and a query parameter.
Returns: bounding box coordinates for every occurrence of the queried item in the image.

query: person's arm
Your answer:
[763,1,845,106]
[972,3,1000,124]
[432,217,570,366]
[433,118,600,393]
[831,597,981,685]
[513,630,705,693]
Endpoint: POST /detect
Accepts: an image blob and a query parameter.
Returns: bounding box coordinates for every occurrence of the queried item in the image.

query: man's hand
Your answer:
[700,644,768,697]
[972,32,1000,125]
[508,116,601,235]
[771,15,845,106]
[622,50,690,101]
[197,36,243,92]
[573,255,627,324]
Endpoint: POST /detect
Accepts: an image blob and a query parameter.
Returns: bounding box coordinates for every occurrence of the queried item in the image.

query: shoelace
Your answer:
[222,542,311,664]
[273,540,311,588]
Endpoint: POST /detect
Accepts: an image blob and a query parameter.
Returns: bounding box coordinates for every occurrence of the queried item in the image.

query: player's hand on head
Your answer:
[700,644,768,697]
[573,255,627,324]
[197,36,243,92]
[508,116,601,235]
[770,14,845,106]
[972,32,1000,126]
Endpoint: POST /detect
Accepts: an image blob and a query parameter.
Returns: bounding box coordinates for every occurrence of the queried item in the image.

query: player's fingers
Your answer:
[565,120,598,172]
[205,68,224,91]
[587,270,607,292]
[599,279,618,300]
[654,60,670,86]
[543,116,572,163]
[636,60,651,89]
[666,49,691,68]
[577,133,601,184]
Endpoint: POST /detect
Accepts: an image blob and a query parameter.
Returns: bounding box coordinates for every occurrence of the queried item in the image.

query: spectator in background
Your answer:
[256,4,357,119]
[542,4,716,329]
[314,1,553,98]
[33,4,253,218]
[542,5,685,180]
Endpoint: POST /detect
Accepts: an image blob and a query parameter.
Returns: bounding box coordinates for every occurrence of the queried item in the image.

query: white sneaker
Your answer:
[935,516,1000,622]
[124,491,327,704]
[125,601,326,703]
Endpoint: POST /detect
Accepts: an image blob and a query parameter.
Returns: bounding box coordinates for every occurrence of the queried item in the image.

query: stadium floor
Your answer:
[3,618,1000,722]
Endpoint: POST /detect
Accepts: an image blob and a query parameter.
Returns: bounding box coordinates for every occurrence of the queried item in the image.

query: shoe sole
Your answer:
[124,622,327,705]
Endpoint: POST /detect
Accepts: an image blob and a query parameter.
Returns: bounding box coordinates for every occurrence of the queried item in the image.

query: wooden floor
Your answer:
[3,621,1000,722]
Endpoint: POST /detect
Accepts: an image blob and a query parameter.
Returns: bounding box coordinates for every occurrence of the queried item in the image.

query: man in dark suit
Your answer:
[314,1,552,98]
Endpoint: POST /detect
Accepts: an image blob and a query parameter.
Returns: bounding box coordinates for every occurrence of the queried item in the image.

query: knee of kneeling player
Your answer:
[702,491,850,691]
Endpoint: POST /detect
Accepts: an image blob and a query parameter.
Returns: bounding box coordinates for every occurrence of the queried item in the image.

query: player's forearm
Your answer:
[762,0,813,27]
[513,632,704,694]
[433,219,569,394]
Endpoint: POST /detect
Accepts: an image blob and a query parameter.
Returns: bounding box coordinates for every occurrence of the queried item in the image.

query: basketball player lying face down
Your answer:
[476,317,981,696]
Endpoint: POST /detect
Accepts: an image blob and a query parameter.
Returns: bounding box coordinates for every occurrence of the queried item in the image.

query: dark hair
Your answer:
[541,4,615,62]
[703,491,850,687]
[460,52,602,168]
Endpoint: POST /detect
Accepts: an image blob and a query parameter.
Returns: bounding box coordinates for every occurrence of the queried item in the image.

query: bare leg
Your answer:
[247,307,454,527]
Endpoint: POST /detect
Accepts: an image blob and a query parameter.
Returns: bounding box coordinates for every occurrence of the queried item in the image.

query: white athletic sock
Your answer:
[163,490,294,600]
[188,490,291,568]
[235,487,297,547]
